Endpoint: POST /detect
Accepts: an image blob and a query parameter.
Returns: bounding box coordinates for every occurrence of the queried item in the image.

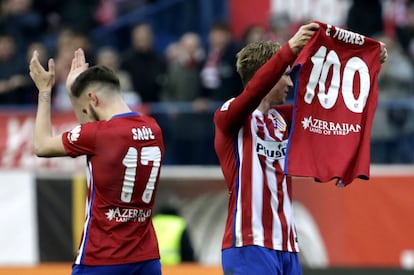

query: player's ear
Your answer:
[88,92,99,106]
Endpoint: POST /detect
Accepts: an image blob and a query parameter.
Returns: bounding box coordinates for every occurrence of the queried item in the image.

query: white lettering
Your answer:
[106,207,151,223]
[132,127,155,140]
[332,26,365,45]
[301,116,361,136]
[305,47,371,113]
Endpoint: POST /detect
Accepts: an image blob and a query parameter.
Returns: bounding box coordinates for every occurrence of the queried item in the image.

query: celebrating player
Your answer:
[214,20,387,275]
[214,23,319,275]
[29,49,165,275]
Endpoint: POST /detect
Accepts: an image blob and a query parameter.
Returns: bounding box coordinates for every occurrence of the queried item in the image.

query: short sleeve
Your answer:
[62,122,98,157]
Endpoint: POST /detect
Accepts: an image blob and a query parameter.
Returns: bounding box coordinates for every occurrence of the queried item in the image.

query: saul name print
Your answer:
[131,126,155,140]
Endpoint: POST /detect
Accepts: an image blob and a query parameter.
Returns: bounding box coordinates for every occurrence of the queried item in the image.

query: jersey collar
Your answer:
[111,112,140,119]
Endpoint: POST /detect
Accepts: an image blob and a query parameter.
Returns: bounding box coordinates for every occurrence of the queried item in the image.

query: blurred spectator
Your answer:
[96,46,140,106]
[94,0,154,26]
[115,0,148,17]
[31,0,61,34]
[0,32,30,105]
[33,0,99,33]
[52,29,95,111]
[160,32,214,165]
[267,13,299,102]
[267,12,293,43]
[388,0,414,62]
[96,46,133,92]
[346,0,384,37]
[241,24,266,45]
[0,0,43,52]
[153,205,195,265]
[371,33,414,163]
[121,23,166,103]
[200,22,243,102]
[162,32,205,102]
[95,0,117,26]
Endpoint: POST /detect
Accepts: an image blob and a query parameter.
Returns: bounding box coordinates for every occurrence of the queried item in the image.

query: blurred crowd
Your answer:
[0,0,413,163]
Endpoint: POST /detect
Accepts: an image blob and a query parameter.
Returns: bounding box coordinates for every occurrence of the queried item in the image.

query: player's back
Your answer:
[68,113,165,265]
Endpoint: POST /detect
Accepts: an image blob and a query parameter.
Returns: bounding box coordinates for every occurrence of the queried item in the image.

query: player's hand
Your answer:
[29,50,55,93]
[288,22,320,54]
[66,48,89,94]
[379,42,388,64]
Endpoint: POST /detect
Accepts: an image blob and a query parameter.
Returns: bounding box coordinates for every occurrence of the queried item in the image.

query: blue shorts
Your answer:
[222,246,302,275]
[72,259,161,275]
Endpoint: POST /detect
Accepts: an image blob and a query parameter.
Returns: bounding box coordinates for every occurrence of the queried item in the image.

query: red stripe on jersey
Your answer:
[240,126,253,245]
[257,117,274,248]
[266,111,290,251]
[262,172,273,248]
[276,168,289,251]
[286,176,297,252]
[289,225,297,253]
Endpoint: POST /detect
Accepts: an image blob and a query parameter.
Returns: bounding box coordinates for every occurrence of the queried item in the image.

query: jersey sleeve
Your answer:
[62,123,98,157]
[214,43,297,135]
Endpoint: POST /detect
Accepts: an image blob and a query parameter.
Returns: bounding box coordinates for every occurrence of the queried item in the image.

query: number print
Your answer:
[342,57,370,113]
[121,146,161,203]
[140,146,161,203]
[304,46,370,113]
[121,147,137,203]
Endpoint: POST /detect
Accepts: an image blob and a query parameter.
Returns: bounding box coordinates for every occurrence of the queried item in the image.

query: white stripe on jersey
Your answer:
[234,130,244,247]
[269,162,283,248]
[250,122,265,247]
[75,162,94,264]
[282,172,294,252]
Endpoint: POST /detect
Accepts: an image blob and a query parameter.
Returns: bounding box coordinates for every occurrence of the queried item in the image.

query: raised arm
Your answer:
[66,48,90,124]
[215,22,319,134]
[29,50,67,157]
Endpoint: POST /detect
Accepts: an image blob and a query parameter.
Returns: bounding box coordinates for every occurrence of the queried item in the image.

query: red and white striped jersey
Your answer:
[214,44,299,252]
[62,112,164,266]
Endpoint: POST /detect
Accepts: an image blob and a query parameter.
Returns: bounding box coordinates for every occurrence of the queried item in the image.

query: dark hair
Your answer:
[71,65,120,97]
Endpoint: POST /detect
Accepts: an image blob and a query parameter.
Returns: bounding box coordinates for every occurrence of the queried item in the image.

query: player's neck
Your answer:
[100,99,132,121]
[257,100,271,115]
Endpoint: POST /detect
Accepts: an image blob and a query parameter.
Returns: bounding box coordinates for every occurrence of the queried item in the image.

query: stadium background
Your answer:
[1,0,414,274]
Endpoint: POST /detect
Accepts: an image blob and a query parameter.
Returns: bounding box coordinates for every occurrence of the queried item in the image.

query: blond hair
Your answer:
[236,41,281,86]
